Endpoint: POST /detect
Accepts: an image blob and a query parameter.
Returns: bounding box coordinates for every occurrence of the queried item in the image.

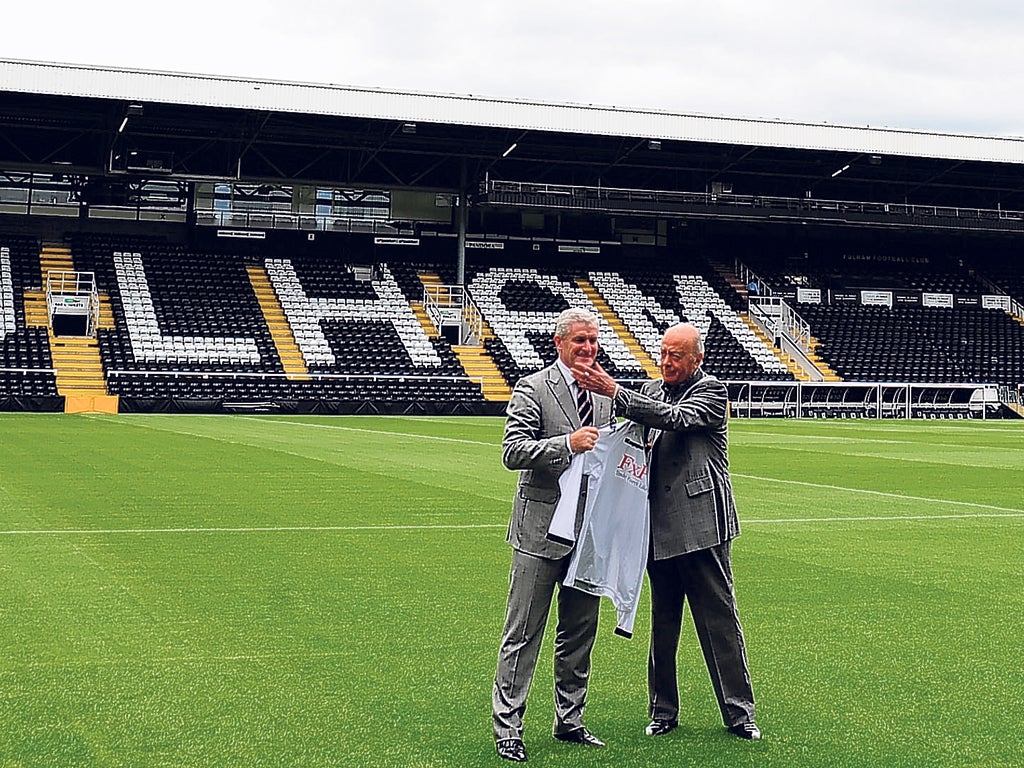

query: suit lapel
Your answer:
[545,365,580,427]
[678,368,705,398]
[647,368,705,448]
[544,363,617,429]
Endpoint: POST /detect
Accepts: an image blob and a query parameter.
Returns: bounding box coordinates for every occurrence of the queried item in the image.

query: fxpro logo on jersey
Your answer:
[614,452,648,491]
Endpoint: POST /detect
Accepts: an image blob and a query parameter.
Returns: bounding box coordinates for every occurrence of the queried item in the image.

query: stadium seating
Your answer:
[797,303,1024,385]
[742,249,995,296]
[973,252,1024,307]
[7,229,1022,413]
[466,265,650,382]
[71,233,481,404]
[1,236,58,400]
[729,247,1024,391]
[612,267,791,382]
[462,263,793,387]
[2,230,807,408]
[266,255,476,401]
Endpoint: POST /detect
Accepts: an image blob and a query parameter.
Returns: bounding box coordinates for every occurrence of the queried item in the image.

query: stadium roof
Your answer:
[2,58,1024,217]
[4,58,1024,164]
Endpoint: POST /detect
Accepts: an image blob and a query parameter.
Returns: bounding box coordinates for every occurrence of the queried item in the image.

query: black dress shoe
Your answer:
[644,718,678,736]
[496,738,527,762]
[554,727,605,747]
[727,722,762,740]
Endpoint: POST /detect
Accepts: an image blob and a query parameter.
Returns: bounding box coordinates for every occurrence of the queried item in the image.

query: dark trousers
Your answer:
[647,541,756,727]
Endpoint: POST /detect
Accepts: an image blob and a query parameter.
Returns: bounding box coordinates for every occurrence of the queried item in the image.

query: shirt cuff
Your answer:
[613,385,629,411]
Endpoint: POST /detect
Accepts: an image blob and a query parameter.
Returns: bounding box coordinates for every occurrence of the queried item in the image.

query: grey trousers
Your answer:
[647,541,756,727]
[492,548,601,741]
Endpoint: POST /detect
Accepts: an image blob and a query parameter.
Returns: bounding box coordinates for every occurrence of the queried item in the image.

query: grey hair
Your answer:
[554,307,600,338]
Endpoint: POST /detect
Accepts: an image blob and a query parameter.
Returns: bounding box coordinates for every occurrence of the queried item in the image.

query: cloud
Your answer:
[3,0,1024,135]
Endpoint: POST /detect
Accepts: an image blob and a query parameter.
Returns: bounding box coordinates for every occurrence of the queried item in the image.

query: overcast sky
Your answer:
[5,1,1024,137]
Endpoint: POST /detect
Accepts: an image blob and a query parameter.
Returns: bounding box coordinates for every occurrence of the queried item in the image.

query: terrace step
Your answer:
[247,265,309,380]
[453,344,511,401]
[576,276,659,378]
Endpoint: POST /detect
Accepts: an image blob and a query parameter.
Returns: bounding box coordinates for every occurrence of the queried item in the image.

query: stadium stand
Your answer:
[797,303,1024,386]
[615,268,791,381]
[726,245,1024,398]
[1,60,1024,417]
[64,233,483,407]
[465,265,646,381]
[972,250,1024,307]
[0,235,59,405]
[0,224,1021,417]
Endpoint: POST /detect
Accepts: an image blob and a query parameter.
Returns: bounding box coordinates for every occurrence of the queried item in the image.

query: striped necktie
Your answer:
[576,386,594,427]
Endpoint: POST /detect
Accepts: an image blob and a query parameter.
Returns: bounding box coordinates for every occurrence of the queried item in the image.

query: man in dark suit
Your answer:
[574,321,760,741]
[492,307,614,763]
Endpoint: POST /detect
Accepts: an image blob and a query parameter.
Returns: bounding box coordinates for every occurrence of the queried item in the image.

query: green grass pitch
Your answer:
[1,413,1022,767]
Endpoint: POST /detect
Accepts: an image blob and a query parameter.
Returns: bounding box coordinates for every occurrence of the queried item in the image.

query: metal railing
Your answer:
[106,369,485,387]
[480,179,1024,231]
[725,380,1001,419]
[194,210,405,234]
[422,283,484,345]
[45,270,99,336]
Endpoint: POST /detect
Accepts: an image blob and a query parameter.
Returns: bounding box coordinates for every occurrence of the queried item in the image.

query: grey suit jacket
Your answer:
[615,368,740,560]
[502,363,614,559]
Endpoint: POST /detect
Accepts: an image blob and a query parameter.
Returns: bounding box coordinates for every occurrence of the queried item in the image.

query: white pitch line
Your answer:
[0,523,506,536]
[2,512,1023,537]
[734,473,1024,514]
[90,414,502,448]
[237,416,502,447]
[18,650,356,670]
[742,512,1024,524]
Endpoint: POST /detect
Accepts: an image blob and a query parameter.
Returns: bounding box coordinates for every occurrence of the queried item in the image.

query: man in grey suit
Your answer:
[492,307,614,763]
[574,321,761,741]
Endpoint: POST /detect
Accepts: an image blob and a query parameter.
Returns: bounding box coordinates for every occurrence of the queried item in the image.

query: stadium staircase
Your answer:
[996,385,1024,418]
[707,257,817,379]
[418,272,511,401]
[454,337,512,401]
[739,316,811,379]
[707,258,751,300]
[410,273,443,338]
[739,313,841,382]
[576,277,660,378]
[707,257,840,382]
[25,244,119,413]
[806,335,842,382]
[38,244,74,283]
[246,265,309,379]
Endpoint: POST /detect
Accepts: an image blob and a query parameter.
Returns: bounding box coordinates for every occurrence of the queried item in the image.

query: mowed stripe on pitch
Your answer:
[12,418,1012,536]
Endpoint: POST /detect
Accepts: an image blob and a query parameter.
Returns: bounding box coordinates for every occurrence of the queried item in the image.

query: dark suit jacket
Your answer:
[615,368,740,560]
[502,363,613,559]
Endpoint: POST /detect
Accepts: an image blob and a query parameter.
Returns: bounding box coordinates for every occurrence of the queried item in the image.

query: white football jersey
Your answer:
[548,421,650,637]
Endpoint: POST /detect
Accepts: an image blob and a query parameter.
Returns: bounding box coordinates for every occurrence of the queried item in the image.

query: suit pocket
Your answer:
[684,473,714,497]
[519,484,559,504]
